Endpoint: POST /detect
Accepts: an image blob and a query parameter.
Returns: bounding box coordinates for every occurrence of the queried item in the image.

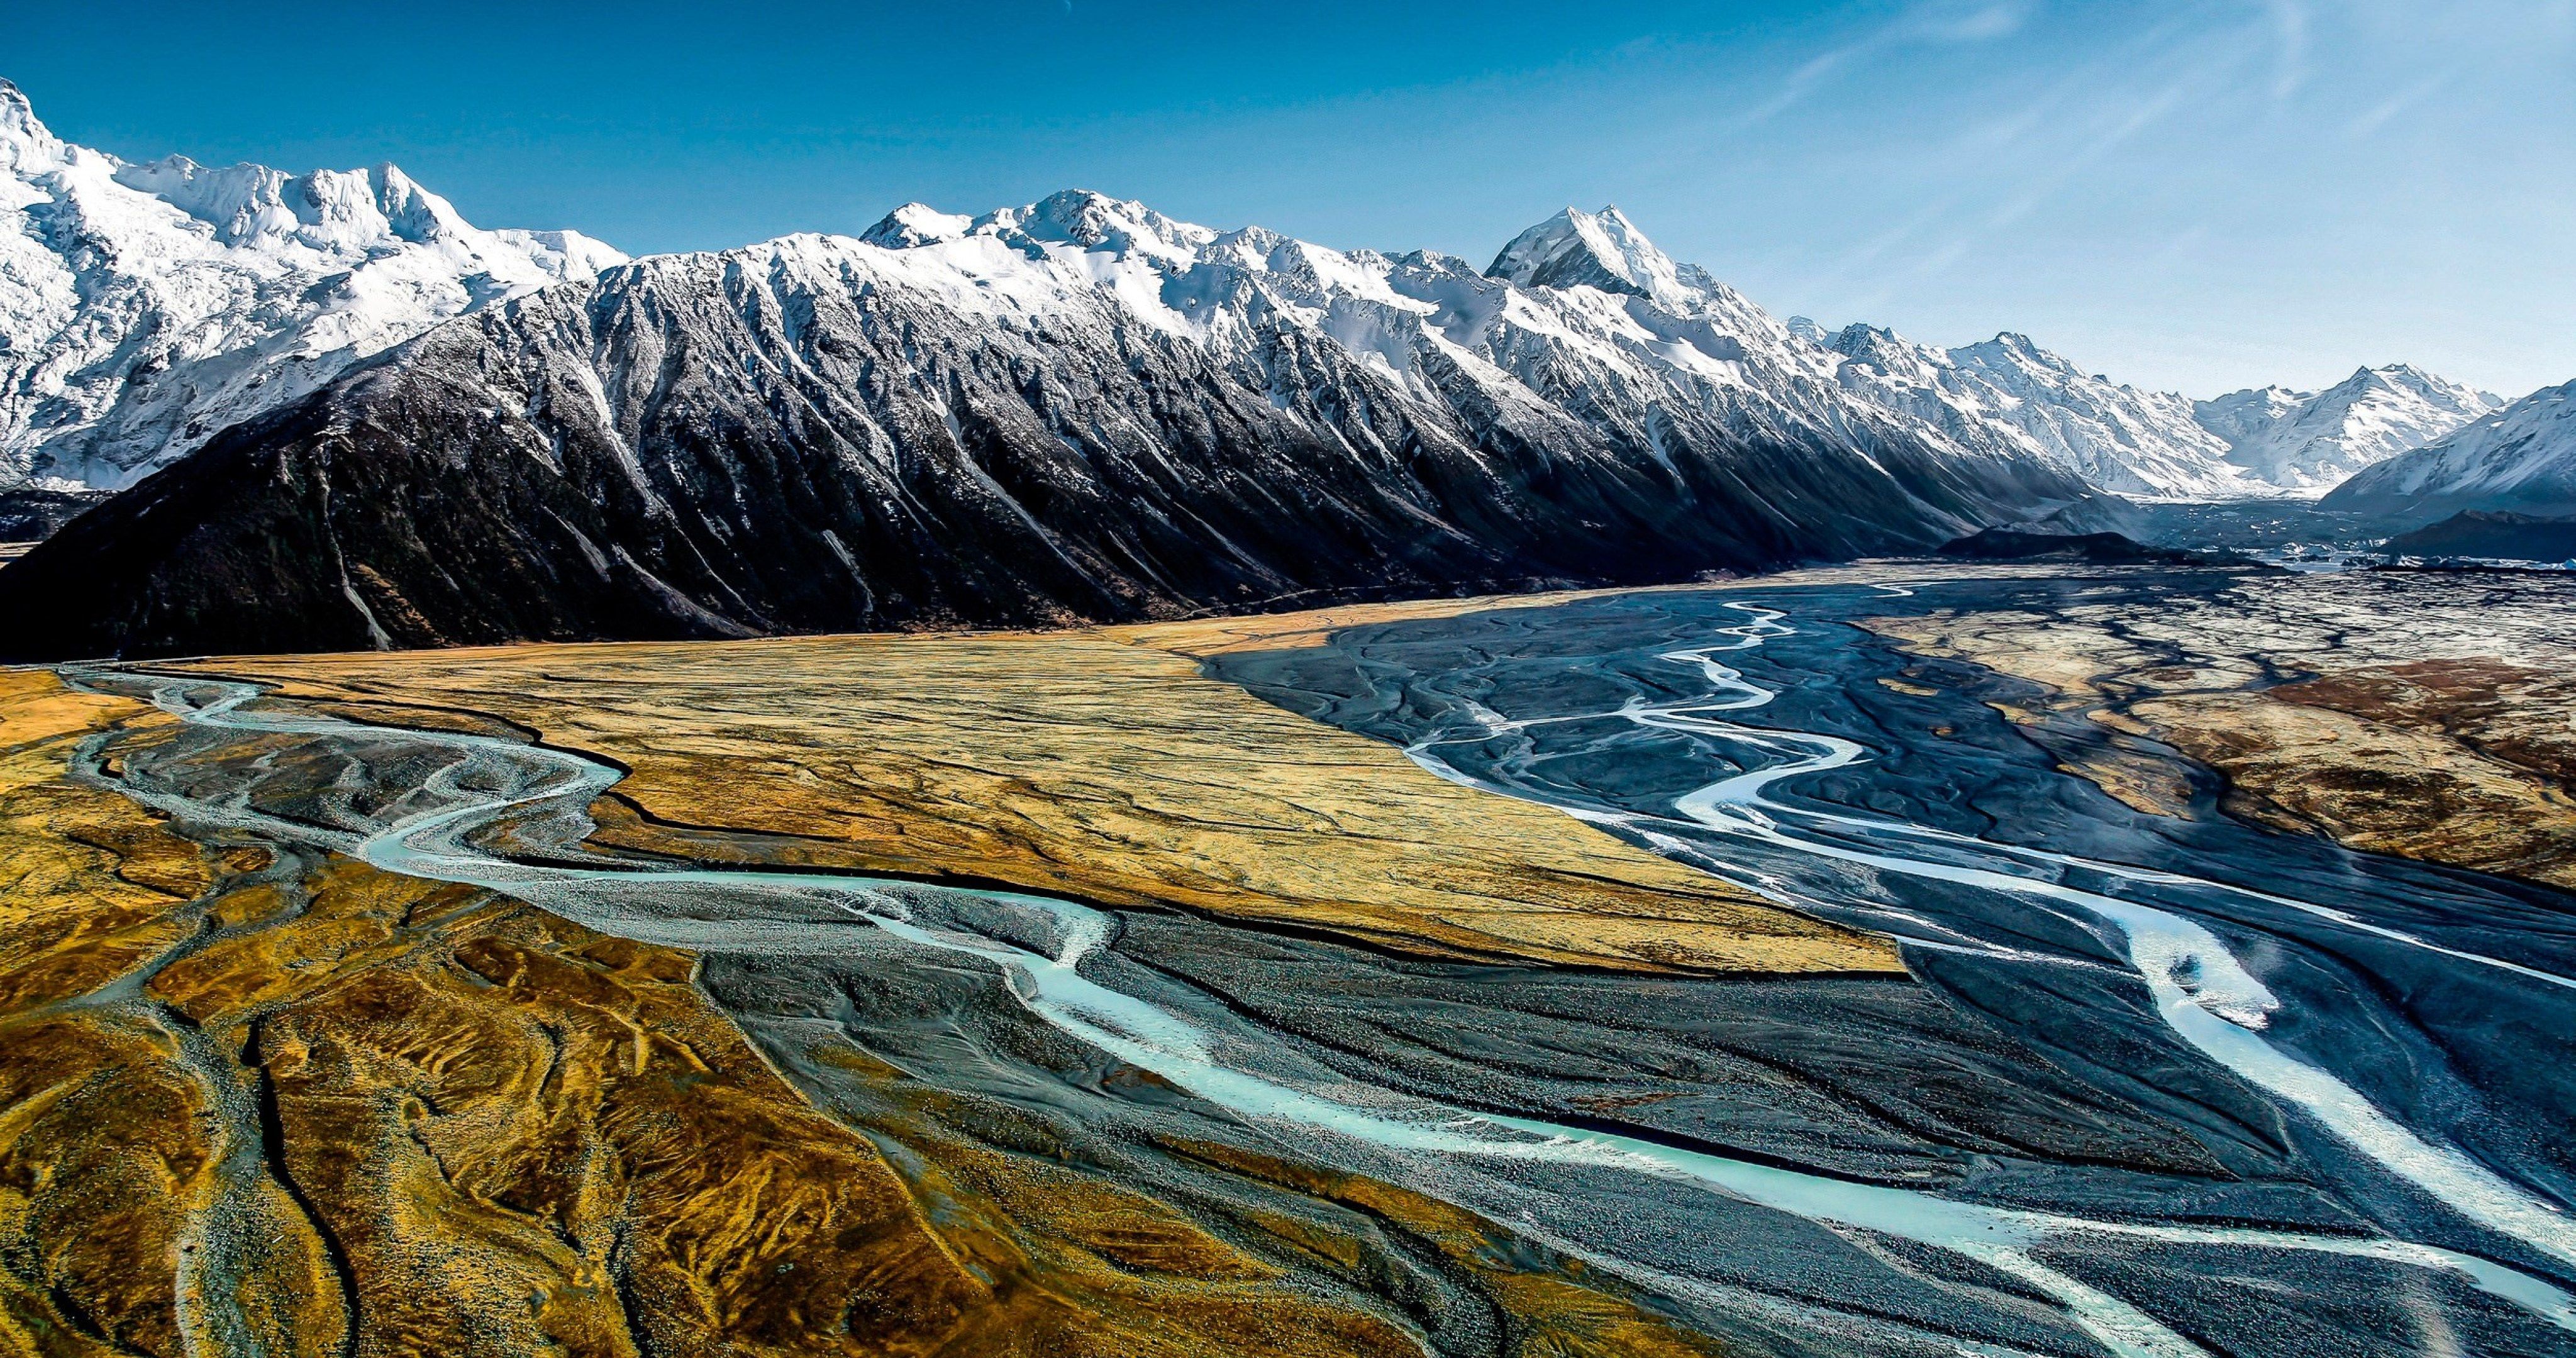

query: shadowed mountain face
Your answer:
[0,195,2092,660]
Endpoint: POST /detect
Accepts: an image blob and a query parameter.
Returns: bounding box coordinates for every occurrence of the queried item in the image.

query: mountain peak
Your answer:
[2199,359,2501,488]
[2323,375,2576,517]
[0,76,65,170]
[103,157,468,250]
[1487,204,1697,309]
[1,91,626,491]
[997,189,1215,263]
[1954,331,2082,379]
[1828,322,1912,362]
[860,202,973,248]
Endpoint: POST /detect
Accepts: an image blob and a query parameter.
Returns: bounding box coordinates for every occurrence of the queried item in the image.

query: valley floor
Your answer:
[3,563,2572,1357]
[1863,569,2576,888]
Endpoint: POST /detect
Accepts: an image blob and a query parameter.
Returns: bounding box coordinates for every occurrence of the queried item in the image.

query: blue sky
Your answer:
[8,1,2570,397]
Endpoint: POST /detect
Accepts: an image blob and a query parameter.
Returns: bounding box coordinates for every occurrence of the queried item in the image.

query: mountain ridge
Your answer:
[0,77,625,492]
[2322,378,2576,522]
[1,74,2557,658]
[0,71,2514,514]
[0,190,2099,658]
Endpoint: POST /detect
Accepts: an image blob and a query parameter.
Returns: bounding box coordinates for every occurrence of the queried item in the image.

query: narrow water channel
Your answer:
[67,577,2576,1356]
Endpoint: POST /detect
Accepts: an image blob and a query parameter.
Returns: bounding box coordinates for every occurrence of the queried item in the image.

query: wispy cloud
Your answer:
[1901,0,2040,43]
[1669,0,2571,394]
[1775,3,2259,301]
[1737,0,2038,126]
[1985,77,2194,227]
[2265,0,2311,101]
[2346,69,2453,138]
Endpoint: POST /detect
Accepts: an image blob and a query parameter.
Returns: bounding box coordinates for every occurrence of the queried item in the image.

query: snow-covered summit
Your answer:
[2195,364,2501,492]
[989,189,1218,265]
[0,77,626,491]
[2192,384,2307,448]
[2323,378,2576,520]
[103,156,479,251]
[1809,321,2251,499]
[1487,206,1712,311]
[860,202,975,248]
[0,79,62,167]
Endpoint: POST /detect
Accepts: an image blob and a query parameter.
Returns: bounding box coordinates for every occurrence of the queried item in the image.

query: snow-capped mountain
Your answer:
[1802,321,2500,500]
[1816,323,2251,499]
[2196,365,2500,492]
[2321,378,2576,522]
[0,193,2097,658]
[2191,384,2306,450]
[1492,205,1733,315]
[0,62,2498,531]
[0,78,624,492]
[1478,208,2274,501]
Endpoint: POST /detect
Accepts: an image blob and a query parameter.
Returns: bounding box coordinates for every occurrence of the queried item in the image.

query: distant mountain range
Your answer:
[2323,379,2576,522]
[2195,365,2501,490]
[0,77,622,493]
[0,78,2563,657]
[1801,324,2501,500]
[1809,321,2244,498]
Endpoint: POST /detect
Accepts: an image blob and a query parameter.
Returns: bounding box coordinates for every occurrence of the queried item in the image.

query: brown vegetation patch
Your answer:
[3,665,1776,1356]
[2274,658,2576,785]
[1860,579,2576,888]
[192,627,1897,976]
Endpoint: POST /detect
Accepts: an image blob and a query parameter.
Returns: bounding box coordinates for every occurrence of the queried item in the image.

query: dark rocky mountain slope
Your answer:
[2378,510,2576,563]
[1936,527,2256,567]
[0,194,2094,660]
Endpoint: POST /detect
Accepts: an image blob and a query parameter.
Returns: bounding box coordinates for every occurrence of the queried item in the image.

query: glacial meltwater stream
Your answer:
[1401,599,2576,1278]
[65,580,2576,1357]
